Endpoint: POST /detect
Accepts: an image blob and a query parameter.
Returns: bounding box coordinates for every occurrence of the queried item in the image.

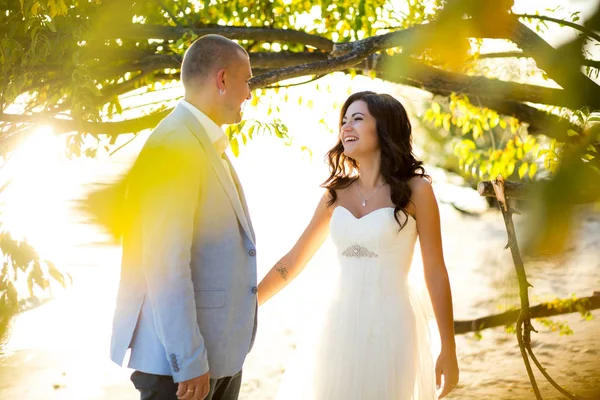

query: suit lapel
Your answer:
[223,154,256,243]
[176,105,255,246]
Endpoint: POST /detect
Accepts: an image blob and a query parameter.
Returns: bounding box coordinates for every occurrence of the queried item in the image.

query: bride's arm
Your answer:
[257,192,333,306]
[410,177,459,397]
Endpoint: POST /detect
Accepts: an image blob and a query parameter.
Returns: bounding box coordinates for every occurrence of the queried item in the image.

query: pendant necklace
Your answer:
[356,180,386,207]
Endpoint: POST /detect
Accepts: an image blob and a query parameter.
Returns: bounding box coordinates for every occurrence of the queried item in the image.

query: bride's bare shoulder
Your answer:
[407,176,432,191]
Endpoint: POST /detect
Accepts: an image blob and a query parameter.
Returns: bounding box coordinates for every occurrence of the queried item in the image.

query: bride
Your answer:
[257,91,459,399]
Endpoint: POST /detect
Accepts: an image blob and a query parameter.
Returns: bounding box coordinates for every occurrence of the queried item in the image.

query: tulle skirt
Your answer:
[276,263,436,400]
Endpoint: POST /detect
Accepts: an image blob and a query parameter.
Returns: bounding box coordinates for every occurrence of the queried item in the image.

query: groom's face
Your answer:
[221,51,253,124]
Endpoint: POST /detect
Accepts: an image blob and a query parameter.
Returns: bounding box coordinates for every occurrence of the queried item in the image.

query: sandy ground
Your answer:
[1,135,599,400]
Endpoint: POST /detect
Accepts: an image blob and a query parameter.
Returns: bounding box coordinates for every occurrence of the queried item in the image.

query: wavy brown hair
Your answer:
[322,91,429,229]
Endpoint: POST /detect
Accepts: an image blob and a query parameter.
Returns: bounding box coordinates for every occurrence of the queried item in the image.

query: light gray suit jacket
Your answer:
[110,104,258,382]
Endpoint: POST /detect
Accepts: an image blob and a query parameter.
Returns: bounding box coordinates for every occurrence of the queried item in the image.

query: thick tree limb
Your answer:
[454,293,600,335]
[509,21,600,110]
[0,109,172,136]
[96,24,335,52]
[84,51,327,82]
[249,46,372,89]
[352,55,581,139]
[368,55,577,108]
[477,51,600,69]
[1,57,580,139]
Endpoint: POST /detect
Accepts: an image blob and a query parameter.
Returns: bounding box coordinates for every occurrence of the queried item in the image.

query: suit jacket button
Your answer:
[251,286,258,294]
[249,249,256,257]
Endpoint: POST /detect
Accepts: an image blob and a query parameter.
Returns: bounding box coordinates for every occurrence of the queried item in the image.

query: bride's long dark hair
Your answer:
[322,91,429,229]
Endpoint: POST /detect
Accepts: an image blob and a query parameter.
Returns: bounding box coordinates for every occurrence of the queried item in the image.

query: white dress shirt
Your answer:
[180,100,240,197]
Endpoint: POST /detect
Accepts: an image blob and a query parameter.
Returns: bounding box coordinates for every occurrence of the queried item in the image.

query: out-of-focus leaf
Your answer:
[518,162,528,179]
[231,137,239,157]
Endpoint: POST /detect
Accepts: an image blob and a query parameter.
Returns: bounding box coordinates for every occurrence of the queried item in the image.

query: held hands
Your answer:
[435,347,459,399]
[177,371,210,400]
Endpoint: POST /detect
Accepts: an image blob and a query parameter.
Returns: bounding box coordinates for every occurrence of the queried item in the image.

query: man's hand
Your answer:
[176,371,210,400]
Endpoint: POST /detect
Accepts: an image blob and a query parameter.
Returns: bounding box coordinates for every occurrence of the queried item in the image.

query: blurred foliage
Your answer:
[0,230,71,343]
[0,0,404,121]
[225,117,290,157]
[420,93,541,186]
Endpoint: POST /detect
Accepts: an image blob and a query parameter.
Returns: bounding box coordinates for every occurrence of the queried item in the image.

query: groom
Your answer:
[110,35,257,400]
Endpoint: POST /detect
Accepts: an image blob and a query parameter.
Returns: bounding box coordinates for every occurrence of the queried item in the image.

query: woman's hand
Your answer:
[436,347,459,398]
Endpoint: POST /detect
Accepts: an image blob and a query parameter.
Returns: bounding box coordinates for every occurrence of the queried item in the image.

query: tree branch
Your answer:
[3,52,582,140]
[97,24,335,52]
[6,16,597,140]
[513,13,600,44]
[0,109,172,136]
[477,51,600,70]
[370,55,578,108]
[249,45,373,89]
[509,20,600,109]
[526,345,580,399]
[454,292,600,334]
[351,55,581,140]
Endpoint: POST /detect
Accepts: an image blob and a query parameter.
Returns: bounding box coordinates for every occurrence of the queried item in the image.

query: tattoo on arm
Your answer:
[275,262,289,280]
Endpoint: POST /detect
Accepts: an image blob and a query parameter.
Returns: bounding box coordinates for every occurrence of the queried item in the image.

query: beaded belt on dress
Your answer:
[342,244,378,258]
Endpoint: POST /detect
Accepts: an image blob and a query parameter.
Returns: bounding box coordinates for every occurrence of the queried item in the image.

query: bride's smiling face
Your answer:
[339,100,379,159]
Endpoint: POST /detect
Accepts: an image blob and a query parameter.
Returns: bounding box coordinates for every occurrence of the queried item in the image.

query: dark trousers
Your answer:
[130,370,243,400]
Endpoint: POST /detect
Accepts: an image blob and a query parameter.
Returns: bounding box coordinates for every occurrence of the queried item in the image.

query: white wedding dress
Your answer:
[276,206,436,400]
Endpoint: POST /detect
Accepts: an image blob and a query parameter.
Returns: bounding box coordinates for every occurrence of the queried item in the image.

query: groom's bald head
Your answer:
[181,34,248,91]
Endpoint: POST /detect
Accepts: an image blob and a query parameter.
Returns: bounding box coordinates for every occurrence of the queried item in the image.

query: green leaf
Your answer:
[529,163,538,179]
[443,114,451,131]
[538,149,552,157]
[46,20,57,33]
[31,2,41,15]
[518,162,529,179]
[489,113,499,129]
[431,102,441,114]
[507,162,516,176]
[230,137,239,157]
[461,121,471,135]
[273,124,284,138]
[567,129,579,137]
[46,260,68,288]
[524,137,536,153]
[472,122,482,139]
[463,139,476,149]
[248,125,255,139]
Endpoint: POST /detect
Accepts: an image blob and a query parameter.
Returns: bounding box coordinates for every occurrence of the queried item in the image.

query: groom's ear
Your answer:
[216,69,227,92]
